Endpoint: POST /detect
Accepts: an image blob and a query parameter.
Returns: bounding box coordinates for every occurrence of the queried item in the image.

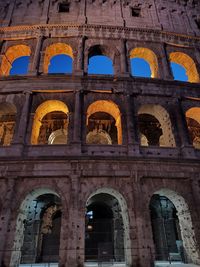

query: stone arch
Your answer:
[43,43,73,74]
[150,188,200,264]
[86,100,122,145]
[169,52,199,83]
[185,107,200,149]
[86,187,132,266]
[31,100,69,145]
[138,104,176,147]
[87,44,114,75]
[10,187,61,267]
[0,45,31,76]
[0,102,17,146]
[130,47,159,78]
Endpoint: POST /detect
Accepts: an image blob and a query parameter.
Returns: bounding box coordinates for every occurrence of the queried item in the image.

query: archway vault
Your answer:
[0,45,31,76]
[86,187,132,266]
[169,52,199,83]
[87,100,122,145]
[130,47,159,78]
[153,188,200,265]
[43,43,73,74]
[31,100,69,145]
[138,104,176,147]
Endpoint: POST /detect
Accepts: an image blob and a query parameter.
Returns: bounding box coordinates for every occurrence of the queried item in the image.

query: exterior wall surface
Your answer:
[0,1,200,267]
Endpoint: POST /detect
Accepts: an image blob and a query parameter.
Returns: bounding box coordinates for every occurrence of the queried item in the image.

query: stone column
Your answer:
[120,39,129,76]
[194,48,200,80]
[40,0,50,24]
[158,44,174,80]
[0,178,15,266]
[171,99,195,158]
[38,51,45,74]
[73,91,82,143]
[29,36,43,75]
[74,37,85,76]
[2,0,16,27]
[65,175,84,267]
[124,94,139,155]
[13,92,32,145]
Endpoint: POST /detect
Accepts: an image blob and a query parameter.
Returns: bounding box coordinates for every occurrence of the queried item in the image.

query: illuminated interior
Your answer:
[86,100,122,145]
[31,100,69,145]
[0,102,16,146]
[186,107,200,149]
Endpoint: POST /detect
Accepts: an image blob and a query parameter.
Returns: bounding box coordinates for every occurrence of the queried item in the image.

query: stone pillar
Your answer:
[120,39,129,76]
[73,91,82,144]
[0,178,15,266]
[2,0,16,27]
[194,48,200,80]
[40,0,50,24]
[13,92,32,145]
[158,44,174,80]
[124,94,140,155]
[65,175,84,267]
[38,51,45,74]
[134,184,155,267]
[171,99,195,158]
[29,36,43,75]
[74,37,85,76]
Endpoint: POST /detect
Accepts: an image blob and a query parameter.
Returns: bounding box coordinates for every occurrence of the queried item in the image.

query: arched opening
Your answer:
[10,56,30,75]
[0,102,17,146]
[11,189,62,266]
[170,62,188,82]
[88,45,114,75]
[85,188,131,266]
[31,100,69,145]
[169,52,199,83]
[149,189,200,265]
[48,54,73,74]
[130,58,151,78]
[138,104,176,147]
[86,100,122,145]
[186,107,200,149]
[43,43,73,74]
[0,45,31,76]
[130,47,159,78]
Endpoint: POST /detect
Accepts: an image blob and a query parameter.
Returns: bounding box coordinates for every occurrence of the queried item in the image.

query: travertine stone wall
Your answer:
[0,0,199,267]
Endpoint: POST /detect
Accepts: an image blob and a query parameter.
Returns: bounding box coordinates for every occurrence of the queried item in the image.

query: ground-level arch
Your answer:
[85,187,132,266]
[150,188,200,265]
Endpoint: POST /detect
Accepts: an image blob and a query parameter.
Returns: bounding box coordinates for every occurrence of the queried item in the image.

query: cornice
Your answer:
[0,23,200,45]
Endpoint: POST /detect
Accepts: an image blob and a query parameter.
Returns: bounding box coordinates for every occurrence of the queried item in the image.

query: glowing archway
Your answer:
[43,43,73,73]
[86,100,122,145]
[0,45,31,76]
[130,47,159,78]
[186,107,200,149]
[31,100,69,145]
[169,52,199,83]
[0,102,17,145]
[138,104,176,147]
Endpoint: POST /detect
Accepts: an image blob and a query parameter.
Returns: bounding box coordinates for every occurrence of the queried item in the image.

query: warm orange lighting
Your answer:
[169,52,199,83]
[31,100,69,145]
[130,47,159,78]
[0,45,31,76]
[87,100,122,145]
[43,43,73,73]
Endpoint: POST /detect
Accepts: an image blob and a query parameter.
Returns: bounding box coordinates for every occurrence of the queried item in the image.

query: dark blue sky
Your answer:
[10,55,188,81]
